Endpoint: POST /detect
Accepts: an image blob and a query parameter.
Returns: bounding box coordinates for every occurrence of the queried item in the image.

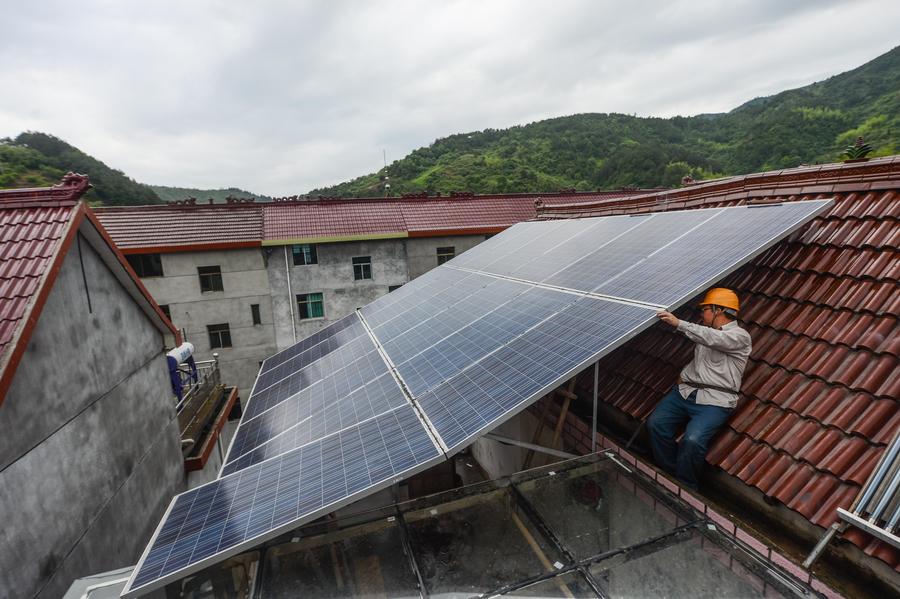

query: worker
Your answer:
[648,288,752,490]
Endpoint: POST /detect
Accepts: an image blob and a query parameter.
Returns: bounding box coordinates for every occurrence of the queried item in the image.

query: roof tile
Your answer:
[561,159,900,568]
[0,180,85,394]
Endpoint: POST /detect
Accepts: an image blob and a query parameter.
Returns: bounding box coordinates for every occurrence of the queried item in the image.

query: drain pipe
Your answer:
[284,246,297,343]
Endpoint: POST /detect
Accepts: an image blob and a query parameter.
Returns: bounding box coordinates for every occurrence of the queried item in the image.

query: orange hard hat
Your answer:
[699,288,740,312]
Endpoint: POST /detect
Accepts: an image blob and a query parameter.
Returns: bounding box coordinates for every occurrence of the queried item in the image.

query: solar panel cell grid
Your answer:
[509,215,644,282]
[254,320,366,391]
[392,285,570,397]
[259,312,360,375]
[243,334,374,420]
[223,353,397,474]
[545,209,721,293]
[129,405,440,593]
[597,202,826,306]
[448,220,567,271]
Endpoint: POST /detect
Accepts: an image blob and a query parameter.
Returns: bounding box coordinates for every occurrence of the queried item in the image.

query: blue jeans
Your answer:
[647,386,732,490]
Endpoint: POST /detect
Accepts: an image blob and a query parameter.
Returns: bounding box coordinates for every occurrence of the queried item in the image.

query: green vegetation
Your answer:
[150,185,271,203]
[0,132,162,205]
[311,45,899,196]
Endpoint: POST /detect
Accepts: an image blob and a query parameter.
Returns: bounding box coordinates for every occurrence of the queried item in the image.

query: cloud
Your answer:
[0,0,896,196]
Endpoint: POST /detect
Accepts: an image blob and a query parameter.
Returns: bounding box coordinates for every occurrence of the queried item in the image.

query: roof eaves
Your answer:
[116,241,262,255]
[261,232,408,246]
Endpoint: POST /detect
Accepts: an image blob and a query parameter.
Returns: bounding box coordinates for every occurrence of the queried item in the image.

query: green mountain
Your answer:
[150,185,272,203]
[0,132,163,205]
[310,46,899,196]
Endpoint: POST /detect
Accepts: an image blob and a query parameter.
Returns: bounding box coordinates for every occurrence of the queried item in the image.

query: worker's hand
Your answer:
[656,310,680,327]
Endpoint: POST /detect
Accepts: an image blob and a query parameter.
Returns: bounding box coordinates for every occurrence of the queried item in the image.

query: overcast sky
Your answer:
[1,1,897,196]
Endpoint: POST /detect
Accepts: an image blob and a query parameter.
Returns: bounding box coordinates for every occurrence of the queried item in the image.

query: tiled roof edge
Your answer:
[536,156,900,215]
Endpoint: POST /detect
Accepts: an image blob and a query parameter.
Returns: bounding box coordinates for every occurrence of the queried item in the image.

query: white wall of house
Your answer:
[0,232,183,599]
[126,233,494,397]
[406,234,490,279]
[137,248,277,399]
[267,239,409,351]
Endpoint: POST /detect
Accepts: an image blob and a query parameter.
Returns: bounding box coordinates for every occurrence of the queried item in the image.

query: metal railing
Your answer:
[836,429,900,548]
[804,428,900,567]
[175,354,220,414]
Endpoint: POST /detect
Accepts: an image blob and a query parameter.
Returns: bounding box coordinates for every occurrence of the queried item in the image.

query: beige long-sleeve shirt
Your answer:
[676,319,752,408]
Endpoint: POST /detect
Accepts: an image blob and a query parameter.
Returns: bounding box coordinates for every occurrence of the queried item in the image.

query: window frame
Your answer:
[296,292,325,320]
[198,265,224,293]
[126,253,164,278]
[352,256,372,281]
[436,246,456,265]
[207,323,232,349]
[292,244,318,266]
[250,304,262,325]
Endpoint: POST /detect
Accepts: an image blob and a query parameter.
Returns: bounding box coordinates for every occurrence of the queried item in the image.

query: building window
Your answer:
[207,323,232,348]
[297,293,325,319]
[159,304,172,321]
[198,265,224,292]
[250,304,261,325]
[388,284,403,292]
[352,256,372,280]
[292,244,318,266]
[436,246,456,265]
[126,253,163,277]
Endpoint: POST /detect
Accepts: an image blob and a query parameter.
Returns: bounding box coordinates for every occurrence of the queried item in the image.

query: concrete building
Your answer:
[0,175,184,599]
[96,190,646,397]
[95,201,275,399]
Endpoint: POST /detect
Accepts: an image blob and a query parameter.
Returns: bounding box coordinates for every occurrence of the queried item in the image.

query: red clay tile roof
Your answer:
[263,199,406,242]
[542,156,900,570]
[94,201,263,254]
[399,196,536,235]
[0,185,82,384]
[0,175,180,405]
[95,190,654,249]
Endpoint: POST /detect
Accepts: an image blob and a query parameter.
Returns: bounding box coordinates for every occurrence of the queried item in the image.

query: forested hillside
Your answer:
[150,185,271,203]
[0,132,162,205]
[310,45,898,196]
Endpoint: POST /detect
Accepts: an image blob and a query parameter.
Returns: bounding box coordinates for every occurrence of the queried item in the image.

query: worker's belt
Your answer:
[678,376,739,395]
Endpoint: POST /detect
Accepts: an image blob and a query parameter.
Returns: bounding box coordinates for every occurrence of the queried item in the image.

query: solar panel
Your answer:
[123,199,830,597]
[127,405,441,594]
[595,202,828,306]
[544,209,720,293]
[415,297,653,452]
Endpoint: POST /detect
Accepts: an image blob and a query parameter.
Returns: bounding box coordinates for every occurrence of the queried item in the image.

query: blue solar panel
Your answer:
[544,209,719,293]
[223,357,401,476]
[126,404,441,596]
[596,202,828,306]
[257,312,361,377]
[242,331,373,421]
[393,286,573,397]
[447,220,570,272]
[415,298,653,452]
[125,199,831,598]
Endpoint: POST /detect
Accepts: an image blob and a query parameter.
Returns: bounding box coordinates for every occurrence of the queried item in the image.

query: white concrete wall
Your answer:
[138,248,277,398]
[126,234,493,395]
[0,233,184,599]
[406,234,490,279]
[268,240,409,351]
